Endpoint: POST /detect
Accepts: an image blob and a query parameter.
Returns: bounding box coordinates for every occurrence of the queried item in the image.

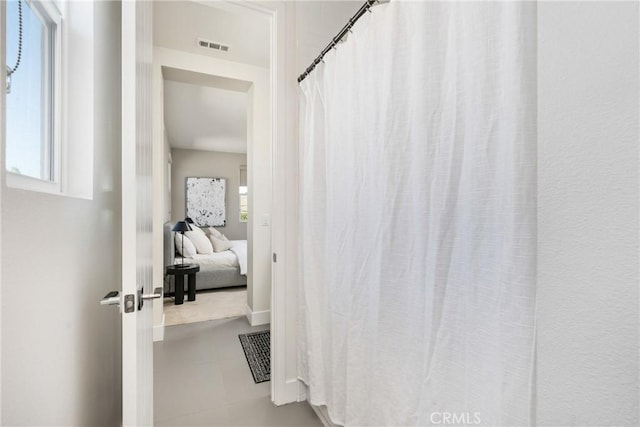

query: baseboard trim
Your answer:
[311,404,340,427]
[245,305,270,326]
[273,378,304,406]
[153,314,165,342]
[300,383,340,427]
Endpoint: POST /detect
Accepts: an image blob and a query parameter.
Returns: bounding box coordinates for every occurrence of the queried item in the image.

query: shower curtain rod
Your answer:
[297,0,388,83]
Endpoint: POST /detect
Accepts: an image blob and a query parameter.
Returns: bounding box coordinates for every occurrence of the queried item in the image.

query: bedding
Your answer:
[207,227,227,240]
[175,233,197,258]
[177,247,239,269]
[165,222,247,292]
[209,234,233,253]
[185,226,214,254]
[229,240,247,275]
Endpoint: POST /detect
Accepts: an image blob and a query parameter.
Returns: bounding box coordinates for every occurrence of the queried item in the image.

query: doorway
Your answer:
[150,0,280,423]
[161,68,252,326]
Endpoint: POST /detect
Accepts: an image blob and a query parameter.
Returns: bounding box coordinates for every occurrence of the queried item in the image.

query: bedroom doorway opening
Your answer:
[151,0,273,335]
[161,68,252,327]
[150,3,278,421]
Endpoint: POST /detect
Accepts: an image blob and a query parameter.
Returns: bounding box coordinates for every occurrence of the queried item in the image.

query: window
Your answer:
[239,165,248,222]
[5,0,61,186]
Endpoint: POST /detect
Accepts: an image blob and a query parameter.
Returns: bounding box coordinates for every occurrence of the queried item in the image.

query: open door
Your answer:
[121,0,155,424]
[101,1,156,425]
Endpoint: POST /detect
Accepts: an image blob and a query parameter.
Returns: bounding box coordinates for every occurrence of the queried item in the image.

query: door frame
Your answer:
[150,0,300,405]
[0,0,5,420]
[151,51,269,330]
[218,0,301,406]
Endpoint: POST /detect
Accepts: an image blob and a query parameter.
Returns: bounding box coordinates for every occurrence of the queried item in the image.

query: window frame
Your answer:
[5,0,62,194]
[239,186,248,223]
[239,165,247,222]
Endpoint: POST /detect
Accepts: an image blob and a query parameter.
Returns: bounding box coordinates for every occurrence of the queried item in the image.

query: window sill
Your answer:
[6,171,62,196]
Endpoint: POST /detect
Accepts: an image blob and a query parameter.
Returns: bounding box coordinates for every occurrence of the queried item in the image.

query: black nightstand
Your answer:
[166,264,200,305]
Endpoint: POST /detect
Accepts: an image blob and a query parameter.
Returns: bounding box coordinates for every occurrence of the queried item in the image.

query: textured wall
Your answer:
[537,2,639,425]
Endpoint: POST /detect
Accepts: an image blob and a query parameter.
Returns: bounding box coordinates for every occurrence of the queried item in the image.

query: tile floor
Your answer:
[154,316,322,427]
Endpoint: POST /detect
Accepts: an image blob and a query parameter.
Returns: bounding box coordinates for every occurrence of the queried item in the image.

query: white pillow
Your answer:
[174,233,197,258]
[209,234,232,253]
[185,226,214,255]
[207,227,221,237]
[207,227,229,242]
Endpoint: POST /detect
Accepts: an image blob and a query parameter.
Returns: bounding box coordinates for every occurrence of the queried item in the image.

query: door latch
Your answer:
[101,288,160,313]
[124,294,135,313]
[137,287,163,310]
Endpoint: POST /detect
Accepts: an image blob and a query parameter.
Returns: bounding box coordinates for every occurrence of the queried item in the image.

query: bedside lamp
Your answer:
[172,221,192,267]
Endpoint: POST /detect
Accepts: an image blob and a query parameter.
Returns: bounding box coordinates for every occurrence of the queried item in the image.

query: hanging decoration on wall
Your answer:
[186,177,226,227]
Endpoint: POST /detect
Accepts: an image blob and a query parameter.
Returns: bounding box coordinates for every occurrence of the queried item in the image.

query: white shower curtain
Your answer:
[298,1,536,426]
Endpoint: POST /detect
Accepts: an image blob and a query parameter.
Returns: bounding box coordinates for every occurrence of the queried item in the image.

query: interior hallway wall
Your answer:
[171,148,247,240]
[295,1,362,74]
[271,0,364,402]
[537,2,639,425]
[266,0,365,397]
[0,1,122,425]
[164,127,172,221]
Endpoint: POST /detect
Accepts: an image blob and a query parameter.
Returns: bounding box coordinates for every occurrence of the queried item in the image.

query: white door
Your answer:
[121,0,155,424]
[100,1,155,422]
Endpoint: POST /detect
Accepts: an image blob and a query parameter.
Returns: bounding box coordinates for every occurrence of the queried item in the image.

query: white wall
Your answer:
[537,2,639,426]
[295,1,362,75]
[171,148,247,240]
[164,127,171,220]
[264,0,370,404]
[0,1,122,424]
[0,2,5,419]
[153,0,270,68]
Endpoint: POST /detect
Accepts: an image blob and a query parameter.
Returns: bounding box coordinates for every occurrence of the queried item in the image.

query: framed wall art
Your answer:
[185,177,226,226]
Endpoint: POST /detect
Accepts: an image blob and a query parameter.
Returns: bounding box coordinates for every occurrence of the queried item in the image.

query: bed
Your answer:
[164,221,247,292]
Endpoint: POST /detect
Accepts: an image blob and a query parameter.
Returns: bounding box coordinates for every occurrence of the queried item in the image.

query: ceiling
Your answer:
[156,0,361,154]
[153,1,270,69]
[156,1,269,154]
[163,72,248,154]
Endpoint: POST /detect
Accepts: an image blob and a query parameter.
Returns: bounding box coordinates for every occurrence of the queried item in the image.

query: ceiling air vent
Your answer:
[197,38,231,53]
